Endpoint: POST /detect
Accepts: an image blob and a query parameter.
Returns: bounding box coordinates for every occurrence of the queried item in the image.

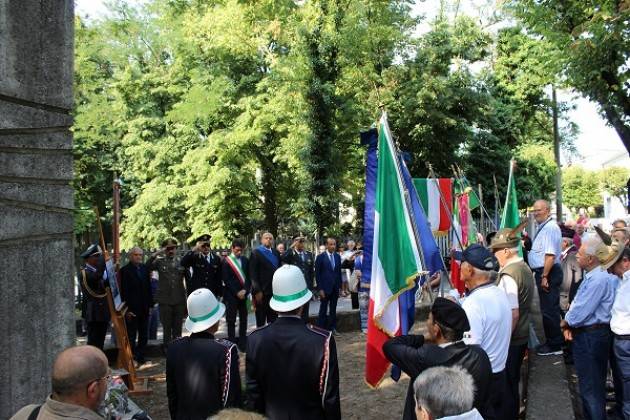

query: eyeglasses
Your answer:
[90,370,112,386]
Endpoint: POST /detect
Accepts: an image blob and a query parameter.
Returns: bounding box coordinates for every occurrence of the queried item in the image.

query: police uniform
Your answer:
[246,317,341,419]
[79,244,110,350]
[281,245,314,322]
[181,234,222,297]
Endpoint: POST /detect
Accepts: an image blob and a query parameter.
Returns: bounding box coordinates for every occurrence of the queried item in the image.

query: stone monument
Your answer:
[0,1,75,417]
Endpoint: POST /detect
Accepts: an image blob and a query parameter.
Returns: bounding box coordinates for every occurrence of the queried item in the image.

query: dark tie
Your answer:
[329,253,334,269]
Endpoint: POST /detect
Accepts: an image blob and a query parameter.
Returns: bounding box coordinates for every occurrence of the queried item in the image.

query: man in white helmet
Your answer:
[246,265,341,419]
[166,288,241,418]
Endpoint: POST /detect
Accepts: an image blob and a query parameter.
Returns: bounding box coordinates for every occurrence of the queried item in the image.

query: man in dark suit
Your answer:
[383,297,493,420]
[79,244,110,350]
[119,246,153,364]
[181,234,222,297]
[249,232,281,327]
[315,237,342,332]
[246,265,341,419]
[282,235,315,322]
[167,288,241,419]
[222,238,250,350]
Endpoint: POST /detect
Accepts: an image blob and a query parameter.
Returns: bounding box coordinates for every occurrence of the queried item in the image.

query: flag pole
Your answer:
[428,165,465,252]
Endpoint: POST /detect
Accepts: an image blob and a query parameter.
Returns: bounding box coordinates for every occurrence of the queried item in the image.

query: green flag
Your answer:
[500,160,519,229]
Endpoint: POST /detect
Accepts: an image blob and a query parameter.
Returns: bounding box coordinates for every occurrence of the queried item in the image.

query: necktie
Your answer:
[300,252,305,262]
[329,253,334,269]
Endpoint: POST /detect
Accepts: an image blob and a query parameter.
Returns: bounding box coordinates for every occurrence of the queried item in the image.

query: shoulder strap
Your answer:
[27,405,42,420]
[81,269,107,298]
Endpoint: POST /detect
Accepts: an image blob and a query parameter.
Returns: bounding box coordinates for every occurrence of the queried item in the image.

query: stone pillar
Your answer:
[0,1,75,417]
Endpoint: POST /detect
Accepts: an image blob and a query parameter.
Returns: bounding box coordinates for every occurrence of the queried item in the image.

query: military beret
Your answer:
[431,297,470,333]
[80,244,102,259]
[460,244,496,271]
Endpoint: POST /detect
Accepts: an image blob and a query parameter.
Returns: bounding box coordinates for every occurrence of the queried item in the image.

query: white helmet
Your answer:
[184,288,225,333]
[269,265,313,312]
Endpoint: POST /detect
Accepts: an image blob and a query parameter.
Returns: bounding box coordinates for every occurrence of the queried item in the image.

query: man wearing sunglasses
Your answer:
[182,234,222,298]
[147,238,188,351]
[10,345,109,420]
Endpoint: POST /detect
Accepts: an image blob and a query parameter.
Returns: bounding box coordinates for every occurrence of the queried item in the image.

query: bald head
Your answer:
[52,346,108,396]
[533,199,551,223]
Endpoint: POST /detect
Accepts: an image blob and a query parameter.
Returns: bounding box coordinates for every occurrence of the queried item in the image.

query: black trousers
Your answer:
[255,294,277,327]
[505,342,528,419]
[533,264,564,348]
[226,298,248,340]
[488,369,508,420]
[87,321,108,350]
[126,315,148,362]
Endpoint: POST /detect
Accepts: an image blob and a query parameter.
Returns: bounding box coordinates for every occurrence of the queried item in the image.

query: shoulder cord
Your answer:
[81,269,107,298]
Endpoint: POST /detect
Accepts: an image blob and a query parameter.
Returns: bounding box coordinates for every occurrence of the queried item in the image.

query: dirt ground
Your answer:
[132,326,425,420]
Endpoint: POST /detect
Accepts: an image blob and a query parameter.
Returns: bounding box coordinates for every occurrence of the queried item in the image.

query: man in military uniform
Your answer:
[281,235,314,322]
[146,238,187,351]
[166,288,241,418]
[181,234,222,297]
[249,232,281,326]
[246,265,341,419]
[79,244,110,350]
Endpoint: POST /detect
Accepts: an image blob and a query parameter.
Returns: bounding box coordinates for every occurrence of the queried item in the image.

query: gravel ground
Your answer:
[131,326,425,420]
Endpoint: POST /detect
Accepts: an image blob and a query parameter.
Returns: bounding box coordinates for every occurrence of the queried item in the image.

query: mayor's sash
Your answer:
[225,254,246,287]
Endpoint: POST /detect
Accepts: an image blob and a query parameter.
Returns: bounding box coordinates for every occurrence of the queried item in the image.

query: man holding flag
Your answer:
[365,113,423,388]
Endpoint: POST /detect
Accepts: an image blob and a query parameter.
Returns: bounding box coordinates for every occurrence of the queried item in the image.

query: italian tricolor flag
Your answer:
[365,113,423,388]
[413,178,453,234]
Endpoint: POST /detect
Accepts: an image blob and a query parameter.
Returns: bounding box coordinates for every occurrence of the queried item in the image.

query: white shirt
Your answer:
[611,270,630,335]
[497,274,519,310]
[462,282,512,373]
[529,218,562,268]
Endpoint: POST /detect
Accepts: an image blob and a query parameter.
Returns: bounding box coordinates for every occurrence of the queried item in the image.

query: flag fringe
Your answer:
[371,271,419,336]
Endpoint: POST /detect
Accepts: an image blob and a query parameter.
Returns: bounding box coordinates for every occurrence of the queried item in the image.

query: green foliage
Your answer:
[562,166,602,211]
[598,166,630,204]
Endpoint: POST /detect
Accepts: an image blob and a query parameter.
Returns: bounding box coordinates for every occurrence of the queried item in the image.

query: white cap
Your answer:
[269,265,313,312]
[184,288,225,333]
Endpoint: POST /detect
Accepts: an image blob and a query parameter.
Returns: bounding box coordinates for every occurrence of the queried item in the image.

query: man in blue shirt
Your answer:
[560,235,619,420]
[529,199,564,355]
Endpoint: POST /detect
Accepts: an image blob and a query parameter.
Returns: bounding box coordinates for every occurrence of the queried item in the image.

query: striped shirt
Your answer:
[529,218,562,269]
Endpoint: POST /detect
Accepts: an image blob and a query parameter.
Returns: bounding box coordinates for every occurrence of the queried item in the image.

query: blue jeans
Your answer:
[613,337,630,419]
[318,289,338,331]
[573,327,611,420]
[534,264,564,348]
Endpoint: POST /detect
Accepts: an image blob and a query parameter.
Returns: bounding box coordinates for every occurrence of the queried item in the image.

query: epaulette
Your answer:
[215,338,237,351]
[307,324,332,339]
[247,322,271,337]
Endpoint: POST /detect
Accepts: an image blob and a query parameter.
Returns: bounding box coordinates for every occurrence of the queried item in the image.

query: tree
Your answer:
[599,166,630,206]
[507,0,630,154]
[562,166,602,211]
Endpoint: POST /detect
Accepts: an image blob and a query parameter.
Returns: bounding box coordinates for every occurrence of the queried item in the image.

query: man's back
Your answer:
[10,397,103,420]
[462,284,512,373]
[166,332,240,419]
[246,317,341,420]
[383,336,492,420]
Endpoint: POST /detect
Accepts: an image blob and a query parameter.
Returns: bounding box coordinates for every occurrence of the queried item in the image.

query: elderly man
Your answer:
[609,246,630,419]
[529,199,564,356]
[147,238,187,351]
[246,265,341,419]
[560,235,619,420]
[460,244,512,420]
[10,346,109,420]
[120,247,153,364]
[413,366,483,420]
[612,226,630,247]
[383,297,492,420]
[249,232,281,327]
[559,226,582,312]
[490,226,535,420]
[167,288,241,418]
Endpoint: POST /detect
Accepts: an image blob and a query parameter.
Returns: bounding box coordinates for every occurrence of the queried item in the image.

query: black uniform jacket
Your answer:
[79,264,110,323]
[281,249,315,289]
[166,332,241,419]
[119,262,153,317]
[246,317,341,420]
[221,255,250,303]
[181,251,222,297]
[383,335,493,420]
[249,247,281,296]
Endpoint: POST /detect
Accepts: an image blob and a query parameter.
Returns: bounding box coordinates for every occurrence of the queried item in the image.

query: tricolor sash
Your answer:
[225,254,246,287]
[258,245,279,268]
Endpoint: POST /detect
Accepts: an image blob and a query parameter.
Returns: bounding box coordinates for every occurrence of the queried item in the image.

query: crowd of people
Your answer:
[9,199,630,420]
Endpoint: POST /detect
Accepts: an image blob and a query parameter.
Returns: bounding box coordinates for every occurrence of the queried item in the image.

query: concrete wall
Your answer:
[0,1,75,417]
